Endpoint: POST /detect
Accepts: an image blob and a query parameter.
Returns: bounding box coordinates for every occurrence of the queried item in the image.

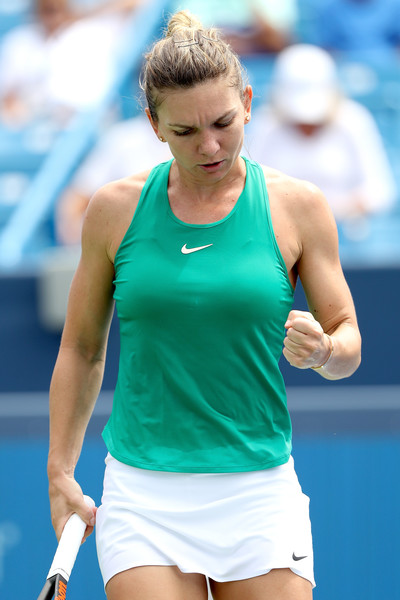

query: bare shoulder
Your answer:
[83,169,151,261]
[257,164,338,280]
[260,164,336,239]
[86,169,150,221]
[261,164,331,216]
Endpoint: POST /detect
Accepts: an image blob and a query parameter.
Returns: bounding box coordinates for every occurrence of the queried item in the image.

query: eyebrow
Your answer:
[167,109,237,129]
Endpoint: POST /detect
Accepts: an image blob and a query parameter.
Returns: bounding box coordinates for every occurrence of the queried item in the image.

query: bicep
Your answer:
[62,261,114,357]
[297,196,358,335]
[61,200,116,359]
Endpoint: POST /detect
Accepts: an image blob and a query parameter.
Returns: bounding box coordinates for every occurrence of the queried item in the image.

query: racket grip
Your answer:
[47,495,95,581]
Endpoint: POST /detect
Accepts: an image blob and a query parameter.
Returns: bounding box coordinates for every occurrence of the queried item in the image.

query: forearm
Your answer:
[313,322,361,381]
[283,310,361,381]
[48,346,105,480]
[47,346,105,538]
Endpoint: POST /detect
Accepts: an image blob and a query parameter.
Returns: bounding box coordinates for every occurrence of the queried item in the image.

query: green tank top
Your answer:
[102,157,294,472]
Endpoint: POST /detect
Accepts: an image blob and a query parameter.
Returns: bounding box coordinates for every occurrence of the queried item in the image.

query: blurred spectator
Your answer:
[308,0,400,64]
[246,44,397,238]
[56,114,172,245]
[0,0,142,129]
[172,0,298,54]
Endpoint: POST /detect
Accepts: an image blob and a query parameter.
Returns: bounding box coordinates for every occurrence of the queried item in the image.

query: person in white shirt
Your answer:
[246,44,397,237]
[0,0,141,128]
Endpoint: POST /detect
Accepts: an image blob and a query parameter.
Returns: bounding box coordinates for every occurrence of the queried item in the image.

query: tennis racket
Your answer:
[37,495,95,600]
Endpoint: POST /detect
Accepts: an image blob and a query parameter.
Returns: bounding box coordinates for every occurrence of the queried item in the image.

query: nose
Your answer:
[197,130,220,157]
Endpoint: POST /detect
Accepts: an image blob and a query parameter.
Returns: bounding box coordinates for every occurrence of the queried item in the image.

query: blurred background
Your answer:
[0,0,399,598]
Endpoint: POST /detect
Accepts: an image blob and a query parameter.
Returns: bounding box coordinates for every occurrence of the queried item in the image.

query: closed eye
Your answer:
[172,116,234,136]
[173,128,193,136]
[215,118,234,128]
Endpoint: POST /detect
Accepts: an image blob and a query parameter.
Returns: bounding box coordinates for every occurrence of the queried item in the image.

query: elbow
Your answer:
[342,340,362,380]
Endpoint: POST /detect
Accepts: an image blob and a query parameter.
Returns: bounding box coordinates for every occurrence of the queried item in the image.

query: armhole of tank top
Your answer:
[254,160,294,293]
[114,160,173,267]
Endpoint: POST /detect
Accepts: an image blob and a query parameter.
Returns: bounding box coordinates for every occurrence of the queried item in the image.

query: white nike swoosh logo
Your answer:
[181,243,213,254]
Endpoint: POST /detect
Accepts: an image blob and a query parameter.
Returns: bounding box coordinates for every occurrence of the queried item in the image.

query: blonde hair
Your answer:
[140,10,246,120]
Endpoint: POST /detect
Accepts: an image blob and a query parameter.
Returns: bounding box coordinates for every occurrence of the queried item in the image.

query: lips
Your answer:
[199,160,224,172]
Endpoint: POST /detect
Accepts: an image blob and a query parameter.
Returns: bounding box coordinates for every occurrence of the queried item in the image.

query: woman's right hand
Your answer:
[48,472,97,542]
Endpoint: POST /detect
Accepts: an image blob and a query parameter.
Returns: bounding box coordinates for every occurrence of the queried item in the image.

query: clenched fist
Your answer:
[282,310,332,370]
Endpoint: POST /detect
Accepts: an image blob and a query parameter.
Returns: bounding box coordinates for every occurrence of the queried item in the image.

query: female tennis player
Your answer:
[47,10,361,600]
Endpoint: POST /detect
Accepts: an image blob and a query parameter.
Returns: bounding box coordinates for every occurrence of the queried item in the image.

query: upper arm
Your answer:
[296,184,359,335]
[60,189,116,360]
[60,173,147,357]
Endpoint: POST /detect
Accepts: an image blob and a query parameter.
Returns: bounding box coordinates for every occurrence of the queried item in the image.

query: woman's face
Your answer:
[147,77,252,184]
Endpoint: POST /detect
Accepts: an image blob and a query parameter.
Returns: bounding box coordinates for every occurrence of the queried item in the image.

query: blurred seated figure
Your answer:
[308,0,400,64]
[0,0,141,129]
[246,44,397,239]
[56,114,173,245]
[172,0,298,54]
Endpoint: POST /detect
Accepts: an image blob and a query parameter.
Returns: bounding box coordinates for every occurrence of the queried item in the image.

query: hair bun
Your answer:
[166,10,203,37]
[141,9,245,121]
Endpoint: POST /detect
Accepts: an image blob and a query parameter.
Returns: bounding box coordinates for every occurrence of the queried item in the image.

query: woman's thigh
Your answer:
[210,568,312,600]
[106,565,209,600]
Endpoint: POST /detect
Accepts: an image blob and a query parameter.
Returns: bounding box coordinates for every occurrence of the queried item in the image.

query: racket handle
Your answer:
[47,495,95,582]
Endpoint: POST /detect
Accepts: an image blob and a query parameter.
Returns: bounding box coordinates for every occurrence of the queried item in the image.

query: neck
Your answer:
[167,157,247,224]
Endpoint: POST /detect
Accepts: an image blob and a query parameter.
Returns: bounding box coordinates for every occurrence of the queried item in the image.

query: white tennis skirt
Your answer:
[96,454,315,588]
